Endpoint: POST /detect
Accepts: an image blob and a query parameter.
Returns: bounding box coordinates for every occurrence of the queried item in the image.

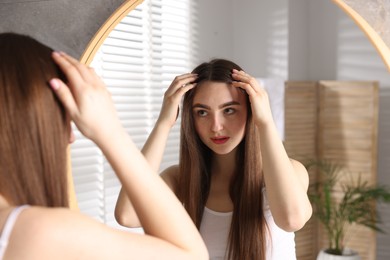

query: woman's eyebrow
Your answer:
[192,101,241,109]
[219,101,240,109]
[192,103,210,109]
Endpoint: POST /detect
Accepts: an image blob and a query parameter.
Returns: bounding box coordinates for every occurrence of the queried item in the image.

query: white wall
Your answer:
[289,0,340,80]
[231,0,288,79]
[198,0,288,78]
[309,0,340,80]
[288,0,310,80]
[197,0,234,63]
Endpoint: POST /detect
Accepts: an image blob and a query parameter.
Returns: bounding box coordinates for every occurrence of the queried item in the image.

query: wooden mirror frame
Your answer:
[81,0,144,66]
[332,0,390,72]
[68,0,145,209]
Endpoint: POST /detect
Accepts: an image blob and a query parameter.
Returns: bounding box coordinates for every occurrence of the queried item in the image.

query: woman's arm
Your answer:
[115,122,173,227]
[258,122,312,232]
[10,207,206,260]
[231,70,312,232]
[115,73,197,227]
[49,52,208,259]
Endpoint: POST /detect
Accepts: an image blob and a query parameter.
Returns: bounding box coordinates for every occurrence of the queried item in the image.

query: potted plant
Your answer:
[307,160,390,260]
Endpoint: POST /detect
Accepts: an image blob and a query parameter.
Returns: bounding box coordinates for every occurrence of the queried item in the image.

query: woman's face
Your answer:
[192,81,248,155]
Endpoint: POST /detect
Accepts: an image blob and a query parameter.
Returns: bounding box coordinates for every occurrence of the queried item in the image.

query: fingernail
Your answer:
[49,79,60,90]
[52,51,61,57]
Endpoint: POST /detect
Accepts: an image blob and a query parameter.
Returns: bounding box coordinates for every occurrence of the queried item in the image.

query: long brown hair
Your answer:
[0,33,69,207]
[178,59,267,260]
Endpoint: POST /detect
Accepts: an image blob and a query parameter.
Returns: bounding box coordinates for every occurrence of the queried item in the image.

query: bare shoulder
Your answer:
[7,207,106,259]
[7,206,192,260]
[160,164,180,195]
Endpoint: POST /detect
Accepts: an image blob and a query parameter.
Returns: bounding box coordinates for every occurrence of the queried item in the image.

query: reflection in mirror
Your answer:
[71,0,390,258]
[71,0,198,228]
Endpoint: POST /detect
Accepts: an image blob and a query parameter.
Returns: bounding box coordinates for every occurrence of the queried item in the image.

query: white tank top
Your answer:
[199,207,232,260]
[199,190,296,260]
[0,205,29,260]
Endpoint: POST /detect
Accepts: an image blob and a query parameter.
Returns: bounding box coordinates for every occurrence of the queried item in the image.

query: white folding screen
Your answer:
[71,0,198,228]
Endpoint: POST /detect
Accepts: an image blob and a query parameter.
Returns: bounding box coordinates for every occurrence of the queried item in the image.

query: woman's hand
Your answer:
[231,69,274,127]
[157,73,197,128]
[49,51,123,143]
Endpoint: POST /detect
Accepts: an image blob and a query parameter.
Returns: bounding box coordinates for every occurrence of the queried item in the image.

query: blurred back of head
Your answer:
[0,33,69,207]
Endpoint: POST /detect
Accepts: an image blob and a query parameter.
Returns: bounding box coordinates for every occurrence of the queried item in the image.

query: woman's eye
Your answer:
[224,108,235,115]
[196,110,208,117]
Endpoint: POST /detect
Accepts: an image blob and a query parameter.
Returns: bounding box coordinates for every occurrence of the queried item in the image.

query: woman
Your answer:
[0,33,208,260]
[115,59,312,259]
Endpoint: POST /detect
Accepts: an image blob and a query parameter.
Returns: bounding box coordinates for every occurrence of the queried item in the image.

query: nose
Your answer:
[211,114,224,132]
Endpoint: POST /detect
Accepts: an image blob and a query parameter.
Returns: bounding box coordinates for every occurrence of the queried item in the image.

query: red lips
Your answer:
[211,136,229,144]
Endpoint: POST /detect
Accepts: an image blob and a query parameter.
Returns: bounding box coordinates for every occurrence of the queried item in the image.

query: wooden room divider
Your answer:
[284,81,379,260]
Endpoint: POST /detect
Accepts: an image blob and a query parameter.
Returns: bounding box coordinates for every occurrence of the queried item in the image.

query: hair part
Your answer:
[0,33,69,207]
[178,58,267,260]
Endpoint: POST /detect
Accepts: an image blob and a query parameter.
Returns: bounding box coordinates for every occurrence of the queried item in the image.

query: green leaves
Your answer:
[306,160,390,255]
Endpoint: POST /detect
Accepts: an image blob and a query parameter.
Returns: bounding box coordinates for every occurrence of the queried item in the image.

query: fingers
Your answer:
[157,73,197,126]
[49,78,78,118]
[51,52,85,91]
[57,52,95,81]
[231,69,264,96]
[165,73,197,97]
[175,82,197,97]
[232,81,257,97]
[52,52,97,88]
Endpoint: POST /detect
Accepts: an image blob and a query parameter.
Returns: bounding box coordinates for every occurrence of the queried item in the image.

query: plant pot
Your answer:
[317,249,361,260]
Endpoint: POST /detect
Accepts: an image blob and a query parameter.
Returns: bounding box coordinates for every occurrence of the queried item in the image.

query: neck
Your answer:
[211,148,237,180]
